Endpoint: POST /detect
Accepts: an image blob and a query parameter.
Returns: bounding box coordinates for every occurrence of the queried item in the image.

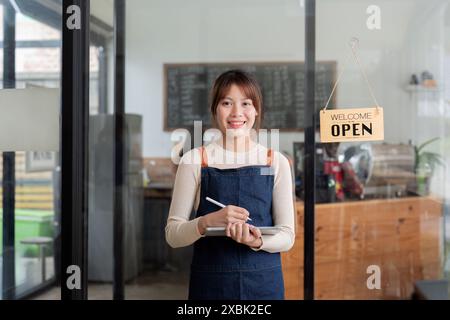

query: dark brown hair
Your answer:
[210,69,263,130]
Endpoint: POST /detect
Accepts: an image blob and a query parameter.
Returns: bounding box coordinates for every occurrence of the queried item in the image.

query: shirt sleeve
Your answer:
[165,149,205,248]
[252,151,296,253]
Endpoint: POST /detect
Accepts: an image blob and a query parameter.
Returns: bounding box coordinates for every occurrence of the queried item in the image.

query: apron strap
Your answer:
[267,149,273,166]
[200,146,208,167]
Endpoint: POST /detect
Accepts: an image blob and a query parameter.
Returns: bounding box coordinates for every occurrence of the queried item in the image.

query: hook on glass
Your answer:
[349,37,359,50]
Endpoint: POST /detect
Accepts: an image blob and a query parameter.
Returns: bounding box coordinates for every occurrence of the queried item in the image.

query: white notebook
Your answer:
[204,226,281,237]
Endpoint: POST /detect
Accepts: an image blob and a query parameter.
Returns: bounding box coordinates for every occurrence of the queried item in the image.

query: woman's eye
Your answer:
[222,101,231,106]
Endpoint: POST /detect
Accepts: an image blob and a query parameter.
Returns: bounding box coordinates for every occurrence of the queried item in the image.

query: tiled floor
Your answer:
[32,270,190,300]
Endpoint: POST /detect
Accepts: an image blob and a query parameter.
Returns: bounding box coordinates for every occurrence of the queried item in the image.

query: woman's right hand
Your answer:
[198,205,250,235]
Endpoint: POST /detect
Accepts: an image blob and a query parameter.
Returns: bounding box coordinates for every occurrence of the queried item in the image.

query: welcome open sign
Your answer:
[320,107,384,143]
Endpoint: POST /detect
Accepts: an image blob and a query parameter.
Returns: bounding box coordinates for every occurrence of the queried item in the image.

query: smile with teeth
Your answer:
[227,120,246,129]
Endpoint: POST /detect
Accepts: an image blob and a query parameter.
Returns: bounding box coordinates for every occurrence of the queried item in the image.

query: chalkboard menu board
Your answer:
[164,62,336,131]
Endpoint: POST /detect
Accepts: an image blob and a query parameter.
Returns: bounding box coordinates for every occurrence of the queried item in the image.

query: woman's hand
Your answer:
[226,222,262,249]
[198,205,250,234]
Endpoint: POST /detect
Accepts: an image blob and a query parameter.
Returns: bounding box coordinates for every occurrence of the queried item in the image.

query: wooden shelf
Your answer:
[404,85,441,93]
[282,196,443,299]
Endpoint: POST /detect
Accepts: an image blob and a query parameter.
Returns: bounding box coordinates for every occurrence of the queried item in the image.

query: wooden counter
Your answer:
[281,196,443,299]
[144,182,173,198]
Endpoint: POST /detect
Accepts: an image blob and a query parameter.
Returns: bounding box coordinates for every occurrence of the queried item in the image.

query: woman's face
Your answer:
[215,84,258,137]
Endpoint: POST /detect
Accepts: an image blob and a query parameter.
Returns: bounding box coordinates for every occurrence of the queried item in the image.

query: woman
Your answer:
[165,70,295,300]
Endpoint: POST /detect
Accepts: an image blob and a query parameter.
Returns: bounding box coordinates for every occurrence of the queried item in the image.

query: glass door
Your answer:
[115,0,306,300]
[312,0,450,299]
[1,0,62,299]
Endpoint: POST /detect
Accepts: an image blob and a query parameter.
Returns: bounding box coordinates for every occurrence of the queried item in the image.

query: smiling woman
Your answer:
[165,69,296,300]
[210,70,263,133]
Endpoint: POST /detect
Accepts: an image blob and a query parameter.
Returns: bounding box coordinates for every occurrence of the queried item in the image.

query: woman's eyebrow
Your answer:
[222,96,252,101]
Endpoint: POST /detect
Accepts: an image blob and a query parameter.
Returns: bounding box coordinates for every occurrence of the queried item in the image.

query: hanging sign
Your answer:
[319,38,385,143]
[320,106,384,142]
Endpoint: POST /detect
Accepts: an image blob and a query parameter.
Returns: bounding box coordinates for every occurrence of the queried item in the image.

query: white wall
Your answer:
[125,0,445,158]
[126,0,304,157]
[91,0,114,26]
[403,1,450,200]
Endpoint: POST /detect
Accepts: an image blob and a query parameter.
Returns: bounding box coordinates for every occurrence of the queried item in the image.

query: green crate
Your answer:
[0,209,54,257]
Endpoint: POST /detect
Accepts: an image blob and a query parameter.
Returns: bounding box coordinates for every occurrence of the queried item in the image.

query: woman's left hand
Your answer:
[226,222,262,249]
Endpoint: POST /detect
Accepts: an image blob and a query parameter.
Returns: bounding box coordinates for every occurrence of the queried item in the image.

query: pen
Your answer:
[205,197,252,221]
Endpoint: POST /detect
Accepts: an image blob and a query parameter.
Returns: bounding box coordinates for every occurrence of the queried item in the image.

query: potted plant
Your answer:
[414,137,445,195]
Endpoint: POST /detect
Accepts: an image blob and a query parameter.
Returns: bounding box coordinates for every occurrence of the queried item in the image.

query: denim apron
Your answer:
[188,146,285,300]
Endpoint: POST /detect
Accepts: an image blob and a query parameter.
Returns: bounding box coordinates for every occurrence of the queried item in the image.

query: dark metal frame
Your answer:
[61,0,90,300]
[2,0,16,301]
[113,0,126,300]
[304,0,316,300]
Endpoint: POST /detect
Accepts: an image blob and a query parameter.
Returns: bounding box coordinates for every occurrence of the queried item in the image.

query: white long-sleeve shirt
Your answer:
[165,140,296,253]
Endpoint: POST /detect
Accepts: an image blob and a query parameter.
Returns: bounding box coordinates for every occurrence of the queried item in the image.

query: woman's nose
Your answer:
[230,104,243,117]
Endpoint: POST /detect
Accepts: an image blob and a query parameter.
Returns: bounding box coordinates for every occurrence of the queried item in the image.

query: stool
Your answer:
[20,237,53,282]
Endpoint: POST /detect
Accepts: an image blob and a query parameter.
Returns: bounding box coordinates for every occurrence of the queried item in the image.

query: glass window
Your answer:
[20,0,450,301]
[117,0,305,300]
[1,2,61,300]
[311,0,450,299]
